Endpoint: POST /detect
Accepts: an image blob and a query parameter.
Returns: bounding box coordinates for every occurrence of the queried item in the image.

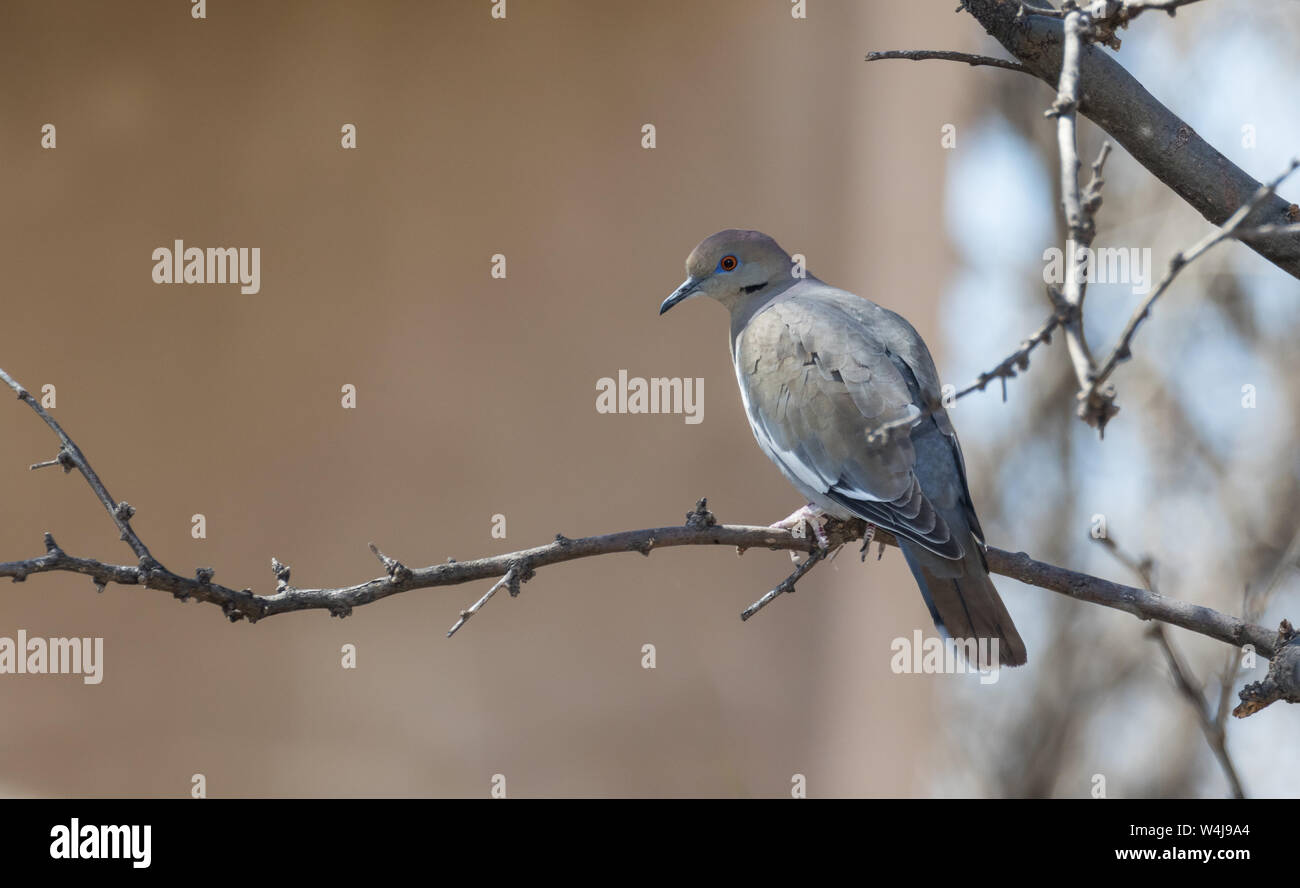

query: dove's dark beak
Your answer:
[659,277,702,315]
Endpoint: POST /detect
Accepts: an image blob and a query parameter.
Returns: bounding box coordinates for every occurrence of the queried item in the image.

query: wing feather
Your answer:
[735,296,961,559]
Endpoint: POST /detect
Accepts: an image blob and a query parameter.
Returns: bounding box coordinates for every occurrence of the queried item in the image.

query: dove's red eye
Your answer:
[720,255,739,271]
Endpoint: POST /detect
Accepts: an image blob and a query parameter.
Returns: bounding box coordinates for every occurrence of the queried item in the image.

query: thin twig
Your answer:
[1038,1,1210,45]
[1044,0,1207,14]
[0,367,158,570]
[1047,5,1120,431]
[740,547,829,621]
[865,49,1029,73]
[447,568,516,638]
[1084,159,1300,409]
[862,307,1066,445]
[952,307,1064,402]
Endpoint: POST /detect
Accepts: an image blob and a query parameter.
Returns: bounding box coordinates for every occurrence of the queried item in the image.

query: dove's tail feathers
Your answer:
[899,539,1028,667]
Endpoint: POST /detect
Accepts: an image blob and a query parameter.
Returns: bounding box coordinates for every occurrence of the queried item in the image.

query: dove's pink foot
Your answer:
[771,504,832,549]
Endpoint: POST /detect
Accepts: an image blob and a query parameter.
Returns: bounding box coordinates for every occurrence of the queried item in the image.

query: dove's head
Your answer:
[660,229,796,316]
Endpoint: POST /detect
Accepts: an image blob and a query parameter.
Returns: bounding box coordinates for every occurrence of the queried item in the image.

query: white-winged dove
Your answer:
[661,229,1026,666]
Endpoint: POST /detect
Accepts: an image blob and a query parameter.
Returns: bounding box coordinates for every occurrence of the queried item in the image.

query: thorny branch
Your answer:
[870,2,1300,434]
[1083,159,1300,410]
[0,366,1293,714]
[952,305,1064,402]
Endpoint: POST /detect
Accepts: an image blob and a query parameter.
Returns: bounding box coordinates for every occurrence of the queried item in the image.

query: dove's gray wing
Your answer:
[733,293,962,559]
[827,290,988,547]
[733,288,1026,666]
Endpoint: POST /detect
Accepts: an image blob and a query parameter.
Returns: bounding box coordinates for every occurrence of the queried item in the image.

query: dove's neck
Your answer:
[727,276,809,352]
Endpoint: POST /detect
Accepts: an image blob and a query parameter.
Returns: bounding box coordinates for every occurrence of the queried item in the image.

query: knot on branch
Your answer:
[137,556,162,583]
[368,542,412,584]
[1234,620,1300,718]
[1077,385,1120,435]
[29,448,76,472]
[1085,2,1129,50]
[823,516,871,549]
[114,501,136,522]
[507,559,534,596]
[685,497,716,529]
[271,558,292,592]
[1045,285,1077,320]
[195,567,214,585]
[1045,93,1080,119]
[222,599,246,623]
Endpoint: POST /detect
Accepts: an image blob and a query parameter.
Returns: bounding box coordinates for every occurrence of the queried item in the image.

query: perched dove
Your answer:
[660,229,1026,666]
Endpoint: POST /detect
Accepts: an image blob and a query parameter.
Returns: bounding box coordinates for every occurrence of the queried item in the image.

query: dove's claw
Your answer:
[771,504,831,550]
[858,523,878,561]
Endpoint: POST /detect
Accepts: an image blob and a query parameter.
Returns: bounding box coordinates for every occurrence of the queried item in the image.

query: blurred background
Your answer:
[0,0,1295,798]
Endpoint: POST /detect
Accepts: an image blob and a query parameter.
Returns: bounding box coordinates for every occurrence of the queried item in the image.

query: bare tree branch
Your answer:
[951,305,1064,402]
[0,367,160,572]
[865,49,1029,73]
[0,366,1290,692]
[864,305,1066,445]
[447,565,518,638]
[1084,0,1213,48]
[1031,0,1210,30]
[1045,4,1118,430]
[739,544,830,621]
[1084,159,1300,410]
[956,0,1300,279]
[1234,621,1300,717]
[872,3,1300,434]
[869,3,1300,275]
